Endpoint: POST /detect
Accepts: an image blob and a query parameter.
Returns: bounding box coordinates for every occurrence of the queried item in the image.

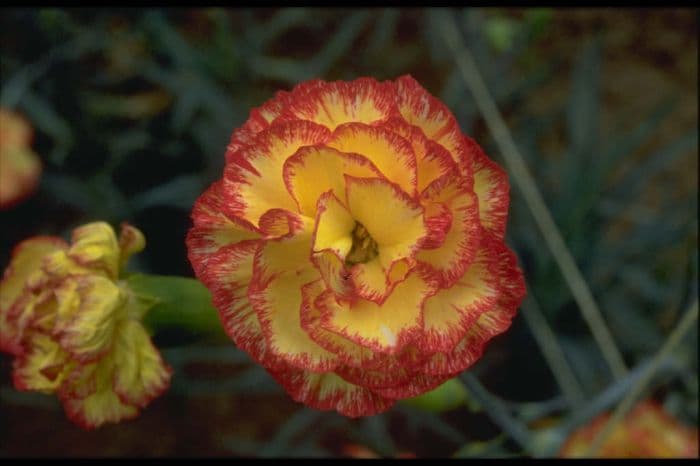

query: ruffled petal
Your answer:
[203,239,269,364]
[416,174,481,288]
[117,223,146,269]
[284,145,382,216]
[112,319,172,408]
[223,120,330,227]
[345,176,426,262]
[54,275,124,363]
[225,97,287,162]
[12,331,72,392]
[278,77,399,130]
[0,236,67,353]
[300,281,381,369]
[60,357,138,430]
[319,272,434,354]
[270,365,394,417]
[383,117,459,193]
[420,237,525,376]
[251,271,338,372]
[327,123,417,195]
[66,222,121,279]
[394,75,473,172]
[187,180,261,278]
[419,236,501,353]
[470,139,510,238]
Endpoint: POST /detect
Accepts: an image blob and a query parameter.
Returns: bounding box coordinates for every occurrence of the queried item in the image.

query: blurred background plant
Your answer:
[0,7,697,458]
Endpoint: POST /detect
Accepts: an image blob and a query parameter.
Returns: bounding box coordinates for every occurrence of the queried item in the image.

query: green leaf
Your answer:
[127,274,225,338]
[402,378,475,412]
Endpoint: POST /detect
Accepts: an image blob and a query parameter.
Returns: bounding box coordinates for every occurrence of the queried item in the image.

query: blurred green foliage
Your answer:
[0,7,697,458]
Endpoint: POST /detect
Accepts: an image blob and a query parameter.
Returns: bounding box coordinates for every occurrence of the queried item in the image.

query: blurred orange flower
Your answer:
[0,222,172,429]
[560,400,699,458]
[0,109,42,209]
[187,76,525,416]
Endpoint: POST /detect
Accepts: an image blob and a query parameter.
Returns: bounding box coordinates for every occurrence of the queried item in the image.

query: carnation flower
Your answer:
[0,109,42,209]
[560,400,699,458]
[0,222,172,429]
[187,75,525,416]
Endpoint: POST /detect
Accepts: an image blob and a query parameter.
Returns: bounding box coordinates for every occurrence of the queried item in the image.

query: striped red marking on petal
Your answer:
[416,174,482,289]
[418,232,502,353]
[328,123,418,196]
[394,75,474,175]
[222,120,331,227]
[470,138,510,238]
[372,372,456,400]
[318,272,435,355]
[382,117,460,193]
[269,365,395,417]
[276,77,400,131]
[258,208,313,240]
[187,180,261,280]
[225,92,291,163]
[201,239,271,366]
[420,235,524,376]
[283,145,384,217]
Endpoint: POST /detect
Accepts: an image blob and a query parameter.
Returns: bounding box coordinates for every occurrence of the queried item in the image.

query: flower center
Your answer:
[345,222,379,265]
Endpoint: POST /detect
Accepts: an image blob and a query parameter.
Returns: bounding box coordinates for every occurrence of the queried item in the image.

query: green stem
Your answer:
[127,273,226,338]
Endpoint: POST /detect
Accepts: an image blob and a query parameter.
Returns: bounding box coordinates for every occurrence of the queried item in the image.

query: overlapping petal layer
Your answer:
[0,222,172,429]
[187,75,525,416]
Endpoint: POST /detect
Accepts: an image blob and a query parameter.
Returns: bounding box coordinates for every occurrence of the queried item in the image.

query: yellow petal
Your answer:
[394,75,471,169]
[61,357,139,430]
[67,222,121,279]
[117,223,146,270]
[420,243,500,352]
[251,271,338,372]
[384,117,459,193]
[345,176,426,255]
[312,191,354,256]
[320,272,433,353]
[327,123,417,194]
[112,319,171,408]
[270,365,394,417]
[300,281,380,368]
[0,236,66,313]
[55,275,124,363]
[348,257,390,302]
[416,175,481,287]
[472,144,510,237]
[187,180,261,278]
[0,236,66,353]
[12,331,72,392]
[223,120,329,227]
[281,78,397,130]
[283,145,382,216]
[203,240,270,364]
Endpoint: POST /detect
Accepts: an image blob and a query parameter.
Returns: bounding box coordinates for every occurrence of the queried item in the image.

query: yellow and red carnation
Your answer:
[0,108,42,209]
[560,400,699,458]
[187,76,525,416]
[0,222,172,429]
